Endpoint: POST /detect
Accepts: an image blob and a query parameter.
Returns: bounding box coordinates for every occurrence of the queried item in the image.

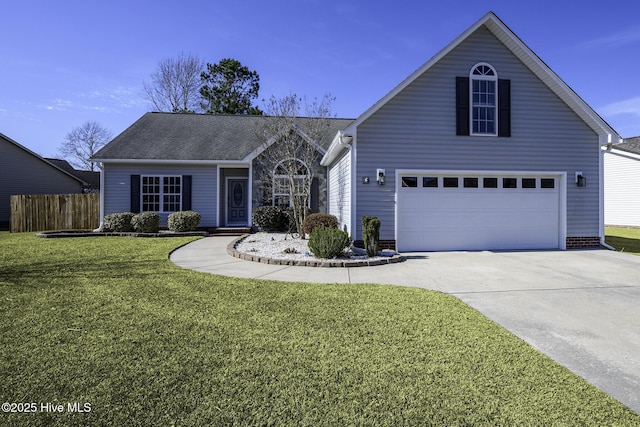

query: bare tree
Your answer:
[59,121,113,171]
[143,52,204,113]
[255,93,335,237]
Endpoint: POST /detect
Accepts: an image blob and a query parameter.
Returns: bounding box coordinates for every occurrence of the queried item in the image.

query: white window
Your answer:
[272,159,310,208]
[470,63,497,135]
[141,176,181,212]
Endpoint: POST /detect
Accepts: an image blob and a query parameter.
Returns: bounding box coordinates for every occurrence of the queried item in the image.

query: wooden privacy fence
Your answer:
[10,194,100,233]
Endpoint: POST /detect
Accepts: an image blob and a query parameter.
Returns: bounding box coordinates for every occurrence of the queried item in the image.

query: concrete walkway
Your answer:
[170,236,640,414]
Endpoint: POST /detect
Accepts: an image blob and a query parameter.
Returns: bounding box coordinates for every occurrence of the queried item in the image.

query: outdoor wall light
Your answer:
[362,177,370,184]
[377,169,386,186]
[575,172,586,187]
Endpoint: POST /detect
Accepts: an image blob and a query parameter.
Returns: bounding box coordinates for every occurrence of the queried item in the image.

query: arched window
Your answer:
[272,159,311,208]
[470,63,498,135]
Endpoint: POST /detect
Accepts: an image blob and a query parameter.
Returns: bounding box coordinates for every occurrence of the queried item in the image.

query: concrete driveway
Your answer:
[171,237,640,413]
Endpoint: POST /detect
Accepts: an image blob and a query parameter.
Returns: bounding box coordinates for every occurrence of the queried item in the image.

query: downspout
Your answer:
[600,145,615,250]
[93,162,105,232]
[337,132,353,234]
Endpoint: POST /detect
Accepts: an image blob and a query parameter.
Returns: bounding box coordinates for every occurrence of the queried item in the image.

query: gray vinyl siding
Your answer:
[355,26,600,241]
[102,163,217,227]
[328,148,352,235]
[0,137,83,223]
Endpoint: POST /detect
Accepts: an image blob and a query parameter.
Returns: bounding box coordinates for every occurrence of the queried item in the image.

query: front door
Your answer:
[227,179,248,225]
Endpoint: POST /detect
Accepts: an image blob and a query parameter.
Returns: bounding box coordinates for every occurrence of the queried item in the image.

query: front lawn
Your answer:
[606,226,640,255]
[1,233,638,425]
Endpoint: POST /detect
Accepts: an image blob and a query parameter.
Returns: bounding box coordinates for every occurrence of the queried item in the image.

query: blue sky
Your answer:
[2,0,640,160]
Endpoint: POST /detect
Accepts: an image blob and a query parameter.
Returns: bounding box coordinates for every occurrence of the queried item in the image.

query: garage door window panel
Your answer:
[401,176,418,188]
[423,177,438,187]
[522,178,536,189]
[483,177,498,188]
[503,178,517,188]
[444,177,459,188]
[464,177,479,188]
[541,178,555,189]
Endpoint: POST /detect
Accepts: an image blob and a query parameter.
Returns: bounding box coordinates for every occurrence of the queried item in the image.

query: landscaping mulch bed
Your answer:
[229,232,403,267]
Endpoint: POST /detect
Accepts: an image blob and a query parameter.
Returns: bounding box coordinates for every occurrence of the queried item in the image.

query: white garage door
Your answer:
[397,173,561,251]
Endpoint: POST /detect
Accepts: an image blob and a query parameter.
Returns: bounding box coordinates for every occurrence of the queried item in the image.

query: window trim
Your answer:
[470,63,498,136]
[141,175,183,213]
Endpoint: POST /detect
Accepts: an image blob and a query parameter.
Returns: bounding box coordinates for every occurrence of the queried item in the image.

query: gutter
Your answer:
[321,131,354,166]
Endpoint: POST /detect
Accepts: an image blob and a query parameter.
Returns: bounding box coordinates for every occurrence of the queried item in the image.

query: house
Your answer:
[603,137,640,227]
[94,12,620,251]
[0,132,86,229]
[91,113,354,228]
[321,11,620,251]
[45,158,101,193]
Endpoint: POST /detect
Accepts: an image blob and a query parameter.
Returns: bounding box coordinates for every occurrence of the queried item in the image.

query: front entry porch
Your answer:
[219,167,250,227]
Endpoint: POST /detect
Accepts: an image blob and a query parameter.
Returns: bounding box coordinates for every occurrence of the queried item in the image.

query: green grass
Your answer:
[1,233,638,426]
[606,226,640,255]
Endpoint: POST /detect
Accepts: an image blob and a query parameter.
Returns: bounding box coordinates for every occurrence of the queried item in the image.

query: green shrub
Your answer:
[252,206,286,231]
[308,226,351,259]
[168,211,201,232]
[302,213,339,235]
[131,212,160,233]
[103,212,135,232]
[362,216,380,257]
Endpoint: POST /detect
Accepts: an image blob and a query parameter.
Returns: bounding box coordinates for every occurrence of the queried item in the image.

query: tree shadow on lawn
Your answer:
[0,257,167,284]
[0,249,172,283]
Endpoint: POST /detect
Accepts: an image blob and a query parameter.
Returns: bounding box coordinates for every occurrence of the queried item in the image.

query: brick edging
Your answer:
[226,235,404,267]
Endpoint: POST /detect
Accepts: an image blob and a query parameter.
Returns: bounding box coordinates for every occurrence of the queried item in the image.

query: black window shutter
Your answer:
[310,177,319,212]
[498,79,511,137]
[130,175,141,213]
[456,77,470,135]
[182,175,192,210]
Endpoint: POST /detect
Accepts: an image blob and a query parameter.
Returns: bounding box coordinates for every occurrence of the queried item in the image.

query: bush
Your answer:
[168,211,201,232]
[103,212,135,232]
[308,226,351,259]
[252,206,287,232]
[362,216,380,257]
[131,212,160,233]
[302,213,339,235]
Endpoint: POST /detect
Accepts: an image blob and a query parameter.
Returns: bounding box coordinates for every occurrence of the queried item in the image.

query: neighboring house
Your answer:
[91,113,353,228]
[0,133,86,229]
[321,11,620,251]
[603,136,640,227]
[93,12,620,251]
[45,159,101,193]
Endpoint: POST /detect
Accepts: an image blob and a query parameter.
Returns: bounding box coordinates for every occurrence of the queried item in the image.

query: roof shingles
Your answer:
[613,136,640,155]
[93,113,354,161]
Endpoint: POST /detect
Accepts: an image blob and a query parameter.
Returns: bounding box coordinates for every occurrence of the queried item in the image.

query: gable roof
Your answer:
[45,158,100,189]
[92,112,354,163]
[342,11,621,145]
[0,132,87,185]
